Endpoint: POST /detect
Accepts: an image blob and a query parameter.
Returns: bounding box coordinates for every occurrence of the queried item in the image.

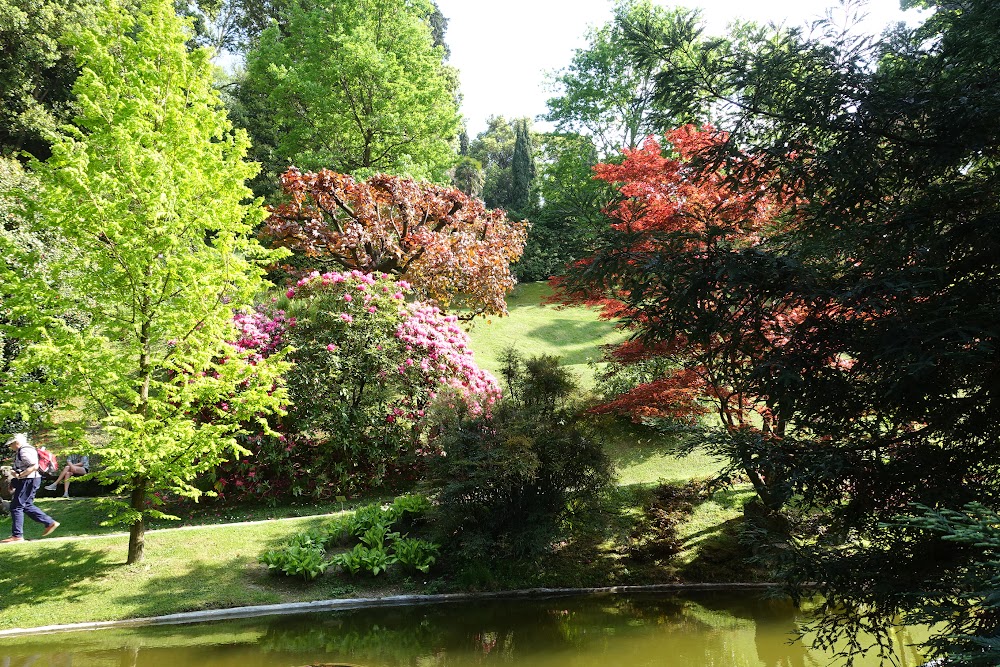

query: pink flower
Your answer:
[340,313,354,323]
[326,343,338,352]
[368,306,377,313]
[343,294,352,302]
[286,288,295,298]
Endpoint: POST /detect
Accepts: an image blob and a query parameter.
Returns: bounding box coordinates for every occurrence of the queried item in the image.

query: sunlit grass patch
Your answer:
[466,281,625,389]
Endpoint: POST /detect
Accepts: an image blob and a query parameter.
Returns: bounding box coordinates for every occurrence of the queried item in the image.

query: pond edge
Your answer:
[0,582,780,638]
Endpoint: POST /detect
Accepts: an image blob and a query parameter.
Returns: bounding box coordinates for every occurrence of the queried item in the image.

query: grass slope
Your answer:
[465,282,625,389]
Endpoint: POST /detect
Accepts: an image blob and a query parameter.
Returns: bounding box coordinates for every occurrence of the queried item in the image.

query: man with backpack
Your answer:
[1,433,59,543]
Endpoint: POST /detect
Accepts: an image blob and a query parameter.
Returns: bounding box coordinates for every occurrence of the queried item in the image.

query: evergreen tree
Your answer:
[509,118,536,219]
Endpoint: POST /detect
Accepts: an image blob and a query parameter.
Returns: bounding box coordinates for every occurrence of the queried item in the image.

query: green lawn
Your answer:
[466,281,625,389]
[0,514,357,630]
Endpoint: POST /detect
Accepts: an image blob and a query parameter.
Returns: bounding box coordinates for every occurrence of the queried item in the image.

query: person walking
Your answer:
[45,453,90,498]
[1,433,59,543]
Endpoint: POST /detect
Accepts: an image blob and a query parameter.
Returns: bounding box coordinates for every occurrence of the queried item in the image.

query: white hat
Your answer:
[4,433,27,447]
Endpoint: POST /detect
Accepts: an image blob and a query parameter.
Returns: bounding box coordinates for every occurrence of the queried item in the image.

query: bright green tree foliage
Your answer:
[4,0,288,564]
[239,0,459,189]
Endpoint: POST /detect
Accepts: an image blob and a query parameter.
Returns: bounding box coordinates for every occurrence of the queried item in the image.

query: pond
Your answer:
[0,590,926,667]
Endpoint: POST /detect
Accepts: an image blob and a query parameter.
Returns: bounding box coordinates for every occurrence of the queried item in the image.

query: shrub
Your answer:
[426,350,613,564]
[213,271,499,501]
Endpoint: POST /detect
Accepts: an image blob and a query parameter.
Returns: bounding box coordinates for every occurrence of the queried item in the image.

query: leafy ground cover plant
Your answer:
[259,494,440,580]
[259,543,330,581]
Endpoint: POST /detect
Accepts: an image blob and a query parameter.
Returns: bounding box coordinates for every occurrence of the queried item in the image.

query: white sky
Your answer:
[433,0,927,137]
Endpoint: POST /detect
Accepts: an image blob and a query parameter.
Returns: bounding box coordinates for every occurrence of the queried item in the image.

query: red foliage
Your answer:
[589,370,709,422]
[559,126,804,435]
[263,169,528,318]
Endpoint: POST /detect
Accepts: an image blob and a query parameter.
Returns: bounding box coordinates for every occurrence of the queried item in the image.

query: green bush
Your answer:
[426,350,613,564]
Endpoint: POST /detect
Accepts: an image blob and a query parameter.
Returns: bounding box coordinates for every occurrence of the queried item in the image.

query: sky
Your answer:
[432,0,927,137]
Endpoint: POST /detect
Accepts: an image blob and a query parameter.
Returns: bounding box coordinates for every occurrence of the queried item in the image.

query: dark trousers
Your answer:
[10,477,54,538]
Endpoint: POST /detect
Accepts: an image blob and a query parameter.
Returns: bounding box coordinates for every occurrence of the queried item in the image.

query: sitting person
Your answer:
[44,453,90,498]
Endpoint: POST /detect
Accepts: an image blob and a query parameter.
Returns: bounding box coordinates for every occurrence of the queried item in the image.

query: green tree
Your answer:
[509,118,537,220]
[467,115,517,211]
[614,0,1000,661]
[237,0,460,194]
[0,157,49,435]
[523,0,710,282]
[185,0,450,57]
[2,0,288,564]
[0,0,98,159]
[543,0,706,157]
[451,155,484,198]
[514,132,610,282]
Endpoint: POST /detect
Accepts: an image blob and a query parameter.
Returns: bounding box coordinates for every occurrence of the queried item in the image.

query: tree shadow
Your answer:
[0,541,120,602]
[678,516,767,583]
[108,557,274,618]
[520,318,618,367]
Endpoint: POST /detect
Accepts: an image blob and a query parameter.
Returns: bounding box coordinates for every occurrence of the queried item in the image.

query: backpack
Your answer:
[36,447,57,475]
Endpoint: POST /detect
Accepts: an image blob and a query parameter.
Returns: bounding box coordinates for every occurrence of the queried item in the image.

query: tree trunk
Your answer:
[126,476,147,564]
[128,294,153,565]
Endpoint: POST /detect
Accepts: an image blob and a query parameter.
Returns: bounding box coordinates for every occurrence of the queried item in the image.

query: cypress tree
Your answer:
[509,118,536,219]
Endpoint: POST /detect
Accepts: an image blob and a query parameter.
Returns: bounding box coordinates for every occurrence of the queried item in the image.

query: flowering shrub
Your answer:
[231,304,293,363]
[213,271,499,501]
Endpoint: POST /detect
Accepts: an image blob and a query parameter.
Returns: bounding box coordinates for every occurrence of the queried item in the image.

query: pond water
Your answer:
[0,591,927,667]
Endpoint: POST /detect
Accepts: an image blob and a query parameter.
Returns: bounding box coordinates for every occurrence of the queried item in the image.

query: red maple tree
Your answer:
[263,169,529,318]
[557,125,811,507]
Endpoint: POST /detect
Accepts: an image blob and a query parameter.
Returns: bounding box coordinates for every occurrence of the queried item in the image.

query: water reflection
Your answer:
[0,592,924,667]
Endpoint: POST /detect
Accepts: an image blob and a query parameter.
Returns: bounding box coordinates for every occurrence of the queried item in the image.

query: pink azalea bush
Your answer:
[213,270,499,501]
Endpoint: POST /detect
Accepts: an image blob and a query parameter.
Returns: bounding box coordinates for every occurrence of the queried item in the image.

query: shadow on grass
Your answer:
[520,318,618,366]
[711,487,756,511]
[608,444,677,475]
[679,516,767,583]
[602,425,689,474]
[108,557,274,618]
[0,541,120,601]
